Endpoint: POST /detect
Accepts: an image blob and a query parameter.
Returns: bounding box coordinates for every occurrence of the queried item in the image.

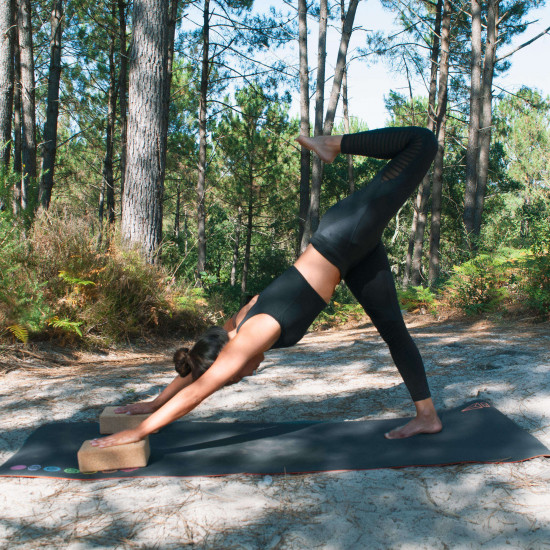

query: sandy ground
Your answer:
[0,316,549,549]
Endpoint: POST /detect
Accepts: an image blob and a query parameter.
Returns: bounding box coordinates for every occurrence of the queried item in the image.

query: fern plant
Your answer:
[398,286,437,314]
[58,271,96,286]
[6,324,29,344]
[48,316,84,337]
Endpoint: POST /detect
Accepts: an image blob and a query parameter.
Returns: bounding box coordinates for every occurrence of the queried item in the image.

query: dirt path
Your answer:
[1,317,549,549]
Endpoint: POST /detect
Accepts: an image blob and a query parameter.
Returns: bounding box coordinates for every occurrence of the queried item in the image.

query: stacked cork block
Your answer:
[77,406,152,472]
[99,406,151,435]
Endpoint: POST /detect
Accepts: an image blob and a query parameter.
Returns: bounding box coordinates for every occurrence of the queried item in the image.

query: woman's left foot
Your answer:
[296,135,342,163]
[384,413,442,439]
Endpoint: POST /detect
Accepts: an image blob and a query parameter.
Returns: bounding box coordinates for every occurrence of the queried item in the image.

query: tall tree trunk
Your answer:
[300,0,359,251]
[102,7,118,226]
[404,0,442,287]
[241,187,254,306]
[39,0,63,209]
[118,0,128,217]
[121,0,170,263]
[183,206,188,254]
[299,0,327,253]
[463,0,482,238]
[297,0,310,252]
[322,0,359,136]
[13,25,21,215]
[473,0,498,236]
[341,0,354,195]
[174,182,180,238]
[0,0,14,168]
[230,205,242,287]
[428,0,451,286]
[158,0,179,240]
[196,0,210,278]
[18,0,36,211]
[13,29,21,174]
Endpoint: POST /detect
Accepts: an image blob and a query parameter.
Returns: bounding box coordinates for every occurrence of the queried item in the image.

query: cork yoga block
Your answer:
[99,406,151,434]
[77,438,151,472]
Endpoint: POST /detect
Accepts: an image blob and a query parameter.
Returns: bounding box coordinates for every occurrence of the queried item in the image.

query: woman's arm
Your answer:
[223,295,259,332]
[91,313,280,448]
[113,374,193,415]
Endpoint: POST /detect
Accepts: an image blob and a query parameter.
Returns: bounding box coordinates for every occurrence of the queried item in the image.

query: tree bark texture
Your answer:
[13,23,21,175]
[341,0,354,195]
[102,8,118,226]
[299,0,327,253]
[158,0,179,239]
[230,205,242,287]
[196,0,210,277]
[473,0,498,236]
[17,0,36,202]
[404,0,443,287]
[301,0,359,250]
[12,23,21,215]
[39,0,63,209]
[118,0,128,216]
[428,0,451,286]
[241,183,254,306]
[121,0,170,263]
[322,0,359,136]
[463,0,482,237]
[174,182,180,238]
[297,0,310,252]
[0,0,14,168]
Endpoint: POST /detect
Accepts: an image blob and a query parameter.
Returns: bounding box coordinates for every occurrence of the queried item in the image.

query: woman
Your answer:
[92,126,442,450]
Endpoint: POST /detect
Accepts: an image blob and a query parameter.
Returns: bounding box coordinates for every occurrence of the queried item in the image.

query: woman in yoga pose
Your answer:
[92,126,442,449]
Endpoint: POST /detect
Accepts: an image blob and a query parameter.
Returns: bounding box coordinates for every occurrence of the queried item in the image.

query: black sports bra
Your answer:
[237,266,327,349]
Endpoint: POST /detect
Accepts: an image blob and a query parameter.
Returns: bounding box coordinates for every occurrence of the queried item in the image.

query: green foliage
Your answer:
[0,210,208,346]
[398,286,437,314]
[48,317,84,338]
[58,271,96,287]
[443,253,512,315]
[6,324,29,344]
[521,254,550,314]
[312,285,364,330]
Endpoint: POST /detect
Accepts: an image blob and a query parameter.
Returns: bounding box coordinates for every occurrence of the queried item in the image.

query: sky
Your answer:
[272,1,550,129]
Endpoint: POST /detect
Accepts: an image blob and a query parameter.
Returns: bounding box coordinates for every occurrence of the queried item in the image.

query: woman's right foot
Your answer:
[296,135,342,164]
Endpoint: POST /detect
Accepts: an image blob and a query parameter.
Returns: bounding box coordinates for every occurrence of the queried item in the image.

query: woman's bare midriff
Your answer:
[293,244,341,304]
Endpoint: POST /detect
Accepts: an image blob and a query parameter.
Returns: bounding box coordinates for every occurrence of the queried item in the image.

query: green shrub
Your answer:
[312,284,364,329]
[521,253,550,314]
[0,210,208,345]
[443,253,510,315]
[398,285,438,314]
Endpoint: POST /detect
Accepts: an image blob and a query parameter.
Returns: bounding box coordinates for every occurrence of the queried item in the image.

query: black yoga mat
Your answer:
[1,400,548,480]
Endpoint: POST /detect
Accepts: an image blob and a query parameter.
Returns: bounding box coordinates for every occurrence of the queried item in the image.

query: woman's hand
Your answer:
[90,428,144,448]
[114,401,157,415]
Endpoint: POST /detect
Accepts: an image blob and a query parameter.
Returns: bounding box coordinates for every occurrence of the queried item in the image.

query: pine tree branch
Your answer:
[496,26,550,62]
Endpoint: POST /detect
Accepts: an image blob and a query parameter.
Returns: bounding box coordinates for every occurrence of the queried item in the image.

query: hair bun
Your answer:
[173,347,192,377]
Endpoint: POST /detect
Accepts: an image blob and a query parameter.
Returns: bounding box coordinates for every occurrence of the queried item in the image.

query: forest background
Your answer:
[0,0,549,347]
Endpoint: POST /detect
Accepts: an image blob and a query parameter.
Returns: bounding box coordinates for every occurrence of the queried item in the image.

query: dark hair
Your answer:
[173,326,229,380]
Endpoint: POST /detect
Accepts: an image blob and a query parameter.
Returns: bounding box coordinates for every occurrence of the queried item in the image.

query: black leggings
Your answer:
[312,127,437,401]
[311,127,437,276]
[345,242,430,401]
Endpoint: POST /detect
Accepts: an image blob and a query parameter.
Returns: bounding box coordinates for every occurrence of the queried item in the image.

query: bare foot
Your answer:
[384,397,443,439]
[384,413,443,439]
[296,135,342,164]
